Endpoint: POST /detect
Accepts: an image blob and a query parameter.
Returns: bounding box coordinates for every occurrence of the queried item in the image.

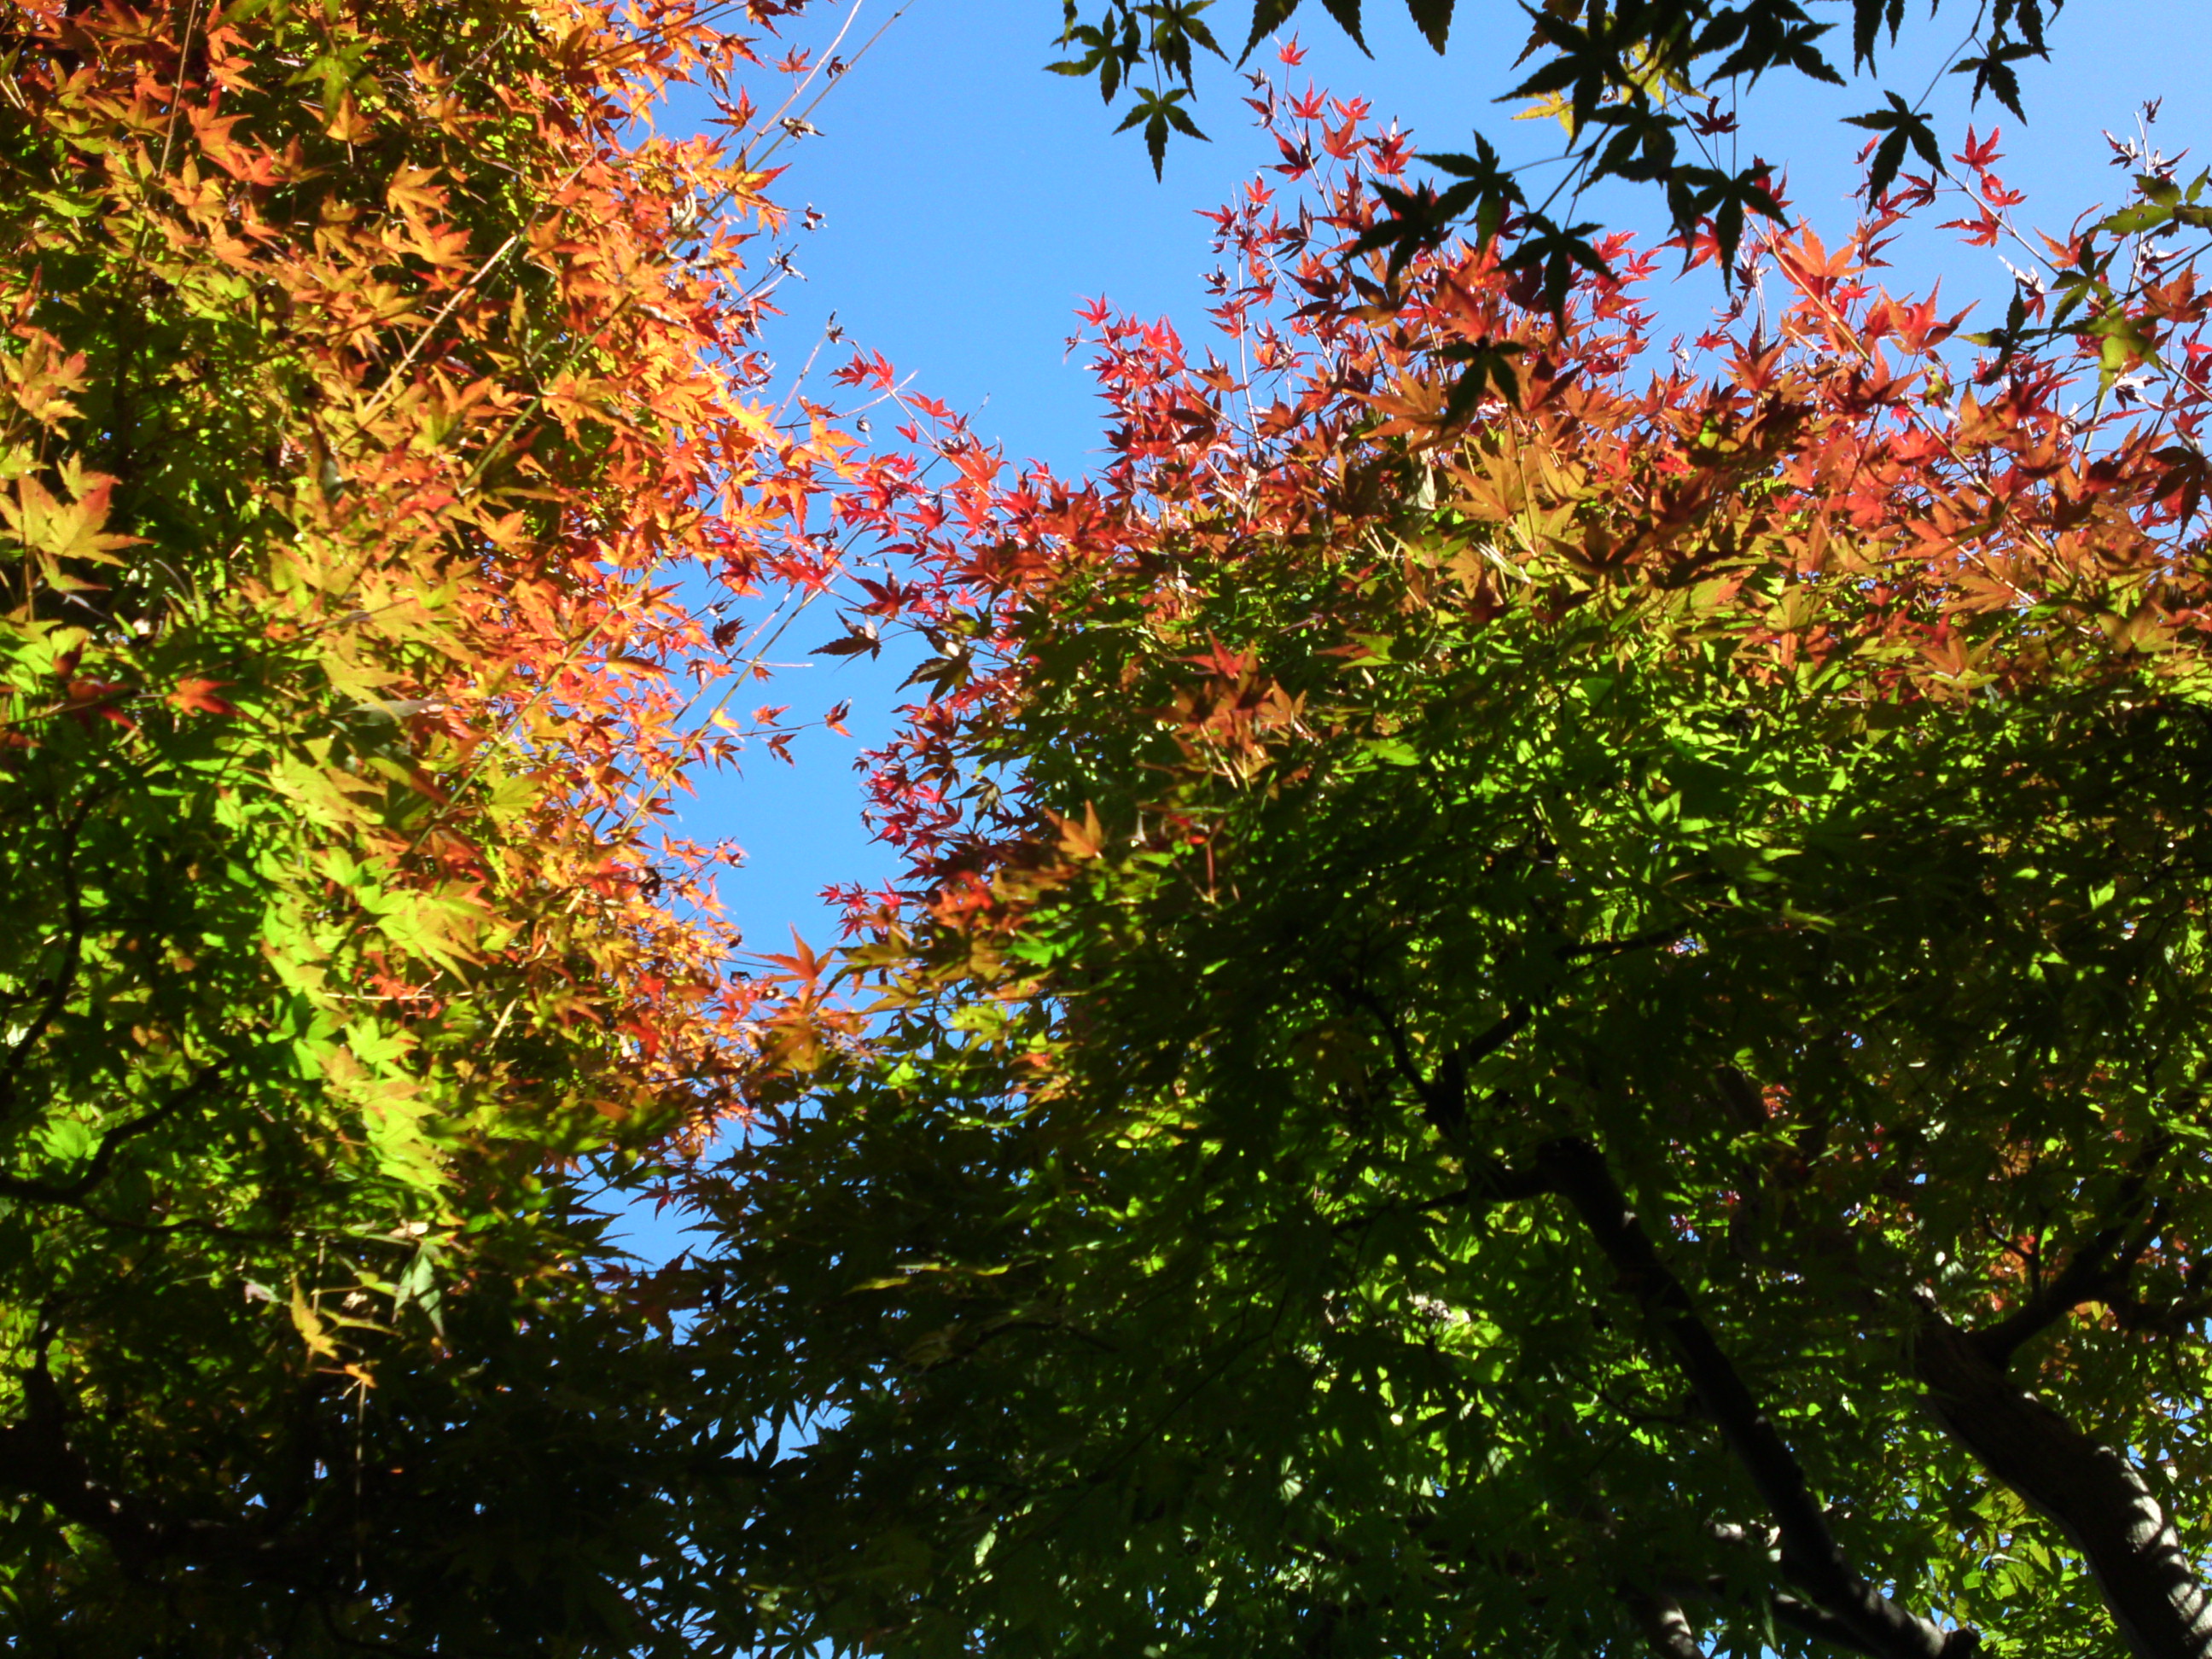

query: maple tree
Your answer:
[0,0,884,1646]
[699,69,2212,1659]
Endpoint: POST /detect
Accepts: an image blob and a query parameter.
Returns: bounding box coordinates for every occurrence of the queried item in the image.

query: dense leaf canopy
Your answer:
[14,2,2212,1654]
[0,0,861,1646]
[703,94,2212,1659]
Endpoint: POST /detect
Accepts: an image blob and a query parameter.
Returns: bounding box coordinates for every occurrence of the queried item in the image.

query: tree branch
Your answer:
[1768,1590,1890,1656]
[1555,924,1685,965]
[1972,1217,2148,1369]
[0,1313,311,1579]
[1674,1530,1891,1656]
[1661,1571,1887,1658]
[1915,1300,2212,1659]
[1970,1150,2165,1370]
[1537,1134,1977,1659]
[1621,1586,1709,1659]
[0,1065,218,1206]
[1336,977,1493,1132]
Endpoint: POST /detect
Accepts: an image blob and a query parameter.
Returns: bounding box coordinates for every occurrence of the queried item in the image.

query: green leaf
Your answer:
[1318,0,1369,54]
[1503,211,1611,317]
[1851,0,1906,70]
[1423,133,1527,249]
[1238,0,1302,61]
[1952,37,2042,122]
[1842,91,1946,203]
[1405,0,1453,52]
[1115,86,1209,178]
[1665,162,1786,275]
[1439,335,1527,423]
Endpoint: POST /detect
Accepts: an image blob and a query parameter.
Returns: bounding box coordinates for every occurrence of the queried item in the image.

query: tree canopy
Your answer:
[14,0,2212,1654]
[0,0,869,1645]
[703,89,2212,1659]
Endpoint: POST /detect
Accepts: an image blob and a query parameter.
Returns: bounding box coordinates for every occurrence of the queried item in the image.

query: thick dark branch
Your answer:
[1665,1572,1884,1657]
[1682,1524,1889,1656]
[0,1324,311,1580]
[1972,1150,2166,1369]
[1555,924,1685,965]
[0,1066,218,1206]
[1402,1163,1553,1211]
[1713,1066,1767,1130]
[1537,1135,1976,1659]
[1972,1216,2148,1369]
[1333,978,1526,1144]
[1339,923,1668,1140]
[1429,1004,1532,1136]
[1916,1302,2212,1659]
[3,1327,163,1571]
[315,1598,438,1659]
[2106,1286,2212,1340]
[1621,1586,1708,1659]
[0,1331,352,1604]
[1769,1591,1889,1656]
[1332,1159,1552,1235]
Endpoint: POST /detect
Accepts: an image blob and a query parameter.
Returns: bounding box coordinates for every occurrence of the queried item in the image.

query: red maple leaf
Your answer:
[167,678,237,716]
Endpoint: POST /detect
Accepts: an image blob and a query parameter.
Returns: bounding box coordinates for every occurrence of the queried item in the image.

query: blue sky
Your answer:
[673,0,2212,965]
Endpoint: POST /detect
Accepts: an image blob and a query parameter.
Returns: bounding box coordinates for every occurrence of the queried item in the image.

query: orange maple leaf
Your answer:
[167,678,238,717]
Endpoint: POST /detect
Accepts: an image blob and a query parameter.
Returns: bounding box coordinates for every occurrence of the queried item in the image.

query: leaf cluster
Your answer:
[1051,0,2061,300]
[698,102,2212,1659]
[0,0,854,1644]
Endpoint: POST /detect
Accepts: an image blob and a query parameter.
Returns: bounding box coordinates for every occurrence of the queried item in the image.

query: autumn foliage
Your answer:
[712,63,2212,1659]
[15,0,2212,1645]
[846,102,2212,899]
[0,0,873,1644]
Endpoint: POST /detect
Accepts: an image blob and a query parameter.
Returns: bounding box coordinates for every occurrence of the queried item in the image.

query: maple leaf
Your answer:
[1844,92,1947,206]
[760,926,827,995]
[811,620,882,658]
[1115,86,1208,179]
[1,469,141,570]
[167,678,238,716]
